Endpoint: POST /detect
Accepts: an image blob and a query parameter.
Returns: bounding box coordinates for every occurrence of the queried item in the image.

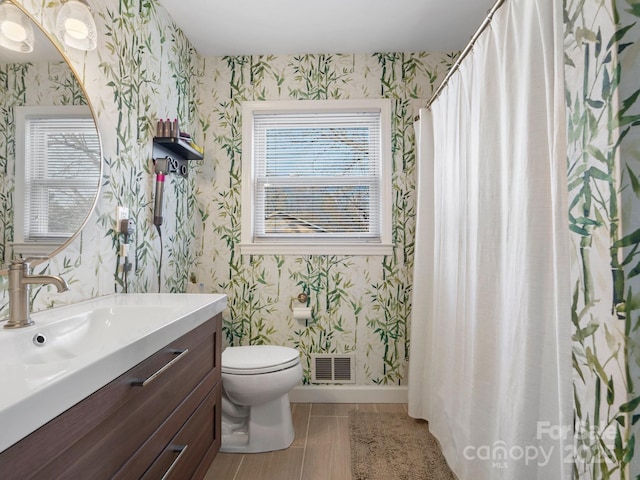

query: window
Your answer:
[241,99,393,256]
[13,105,100,256]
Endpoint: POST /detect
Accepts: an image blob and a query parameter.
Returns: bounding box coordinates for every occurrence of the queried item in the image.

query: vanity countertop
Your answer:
[0,293,227,453]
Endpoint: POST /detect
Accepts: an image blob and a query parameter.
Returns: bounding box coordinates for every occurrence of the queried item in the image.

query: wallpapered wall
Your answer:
[193,53,455,384]
[565,0,640,477]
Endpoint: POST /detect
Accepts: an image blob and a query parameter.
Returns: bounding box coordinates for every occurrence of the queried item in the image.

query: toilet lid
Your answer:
[222,345,300,375]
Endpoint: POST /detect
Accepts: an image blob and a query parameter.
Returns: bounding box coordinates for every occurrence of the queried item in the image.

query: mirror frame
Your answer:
[1,0,103,273]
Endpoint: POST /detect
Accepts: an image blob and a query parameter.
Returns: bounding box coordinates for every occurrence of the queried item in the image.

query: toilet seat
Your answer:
[222,345,300,375]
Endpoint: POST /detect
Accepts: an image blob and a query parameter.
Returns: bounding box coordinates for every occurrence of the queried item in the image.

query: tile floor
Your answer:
[204,403,408,480]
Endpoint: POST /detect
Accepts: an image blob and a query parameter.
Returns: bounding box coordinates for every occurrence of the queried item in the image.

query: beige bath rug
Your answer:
[349,411,455,480]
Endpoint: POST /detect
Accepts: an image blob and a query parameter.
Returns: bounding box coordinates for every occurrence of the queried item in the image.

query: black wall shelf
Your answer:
[153,137,203,160]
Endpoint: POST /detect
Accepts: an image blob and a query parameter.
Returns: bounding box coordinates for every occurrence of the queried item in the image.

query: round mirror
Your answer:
[0,0,102,270]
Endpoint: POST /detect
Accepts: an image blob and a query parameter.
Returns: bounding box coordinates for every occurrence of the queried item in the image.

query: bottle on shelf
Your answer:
[171,118,179,138]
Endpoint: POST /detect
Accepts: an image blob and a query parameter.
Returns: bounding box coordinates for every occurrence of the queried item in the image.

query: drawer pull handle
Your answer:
[160,445,188,480]
[132,349,189,387]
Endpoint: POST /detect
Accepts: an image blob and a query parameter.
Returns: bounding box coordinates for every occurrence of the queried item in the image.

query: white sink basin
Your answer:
[20,306,173,365]
[0,293,227,453]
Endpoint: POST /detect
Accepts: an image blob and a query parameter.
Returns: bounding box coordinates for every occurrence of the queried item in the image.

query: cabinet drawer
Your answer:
[0,315,221,480]
[142,383,222,480]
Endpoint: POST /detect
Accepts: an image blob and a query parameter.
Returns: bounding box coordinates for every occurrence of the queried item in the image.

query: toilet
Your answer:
[220,345,302,453]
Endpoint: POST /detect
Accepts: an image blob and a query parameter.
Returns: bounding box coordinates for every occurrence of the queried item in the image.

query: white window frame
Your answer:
[241,99,393,256]
[13,105,98,257]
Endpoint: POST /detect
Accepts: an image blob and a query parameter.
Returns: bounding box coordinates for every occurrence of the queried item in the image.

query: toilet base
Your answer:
[220,394,295,453]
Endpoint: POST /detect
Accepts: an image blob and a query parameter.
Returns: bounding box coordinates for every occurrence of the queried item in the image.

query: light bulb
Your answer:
[64,17,88,40]
[0,2,34,53]
[55,0,97,51]
[1,20,27,43]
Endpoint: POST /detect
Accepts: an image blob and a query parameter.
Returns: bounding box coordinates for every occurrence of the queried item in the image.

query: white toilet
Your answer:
[220,345,302,453]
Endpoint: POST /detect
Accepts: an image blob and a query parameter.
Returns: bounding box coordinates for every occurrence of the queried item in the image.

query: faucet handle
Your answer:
[11,256,51,271]
[22,256,50,264]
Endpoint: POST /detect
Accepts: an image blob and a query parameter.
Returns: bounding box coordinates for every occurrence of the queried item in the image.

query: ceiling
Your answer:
[158,0,496,57]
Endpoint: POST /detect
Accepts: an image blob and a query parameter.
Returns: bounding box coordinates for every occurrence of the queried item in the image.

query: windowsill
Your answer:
[239,242,394,256]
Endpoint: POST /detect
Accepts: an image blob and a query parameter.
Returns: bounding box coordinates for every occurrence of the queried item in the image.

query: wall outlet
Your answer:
[116,206,129,233]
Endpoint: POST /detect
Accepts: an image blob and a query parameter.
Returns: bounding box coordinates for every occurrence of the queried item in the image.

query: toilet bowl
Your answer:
[220,345,302,453]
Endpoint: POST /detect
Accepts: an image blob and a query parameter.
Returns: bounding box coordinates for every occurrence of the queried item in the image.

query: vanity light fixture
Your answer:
[0,1,34,53]
[55,0,97,51]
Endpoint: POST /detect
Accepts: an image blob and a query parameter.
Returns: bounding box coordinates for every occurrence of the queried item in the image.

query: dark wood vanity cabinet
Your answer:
[0,314,222,480]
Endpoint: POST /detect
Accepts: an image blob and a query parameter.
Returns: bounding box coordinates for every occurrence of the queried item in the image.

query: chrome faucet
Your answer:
[4,259,69,329]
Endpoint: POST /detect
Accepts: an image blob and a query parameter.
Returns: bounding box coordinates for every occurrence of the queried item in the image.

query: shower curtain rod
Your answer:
[424,0,506,110]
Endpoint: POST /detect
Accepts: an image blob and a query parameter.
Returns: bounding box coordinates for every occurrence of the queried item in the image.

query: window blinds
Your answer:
[252,111,382,241]
[24,116,100,240]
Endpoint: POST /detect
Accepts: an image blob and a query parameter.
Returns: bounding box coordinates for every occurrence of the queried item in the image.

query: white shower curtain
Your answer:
[408,0,572,479]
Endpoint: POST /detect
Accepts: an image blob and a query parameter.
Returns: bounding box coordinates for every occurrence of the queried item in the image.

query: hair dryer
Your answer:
[153,172,165,226]
[153,157,170,227]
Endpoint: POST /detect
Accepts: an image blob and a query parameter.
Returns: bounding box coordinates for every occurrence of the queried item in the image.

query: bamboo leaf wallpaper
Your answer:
[193,52,455,384]
[565,0,640,476]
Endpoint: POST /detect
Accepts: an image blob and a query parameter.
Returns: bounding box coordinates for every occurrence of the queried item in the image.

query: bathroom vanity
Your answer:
[0,293,225,479]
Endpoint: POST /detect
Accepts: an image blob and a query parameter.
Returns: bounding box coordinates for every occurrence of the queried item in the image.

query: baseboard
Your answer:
[288,385,408,404]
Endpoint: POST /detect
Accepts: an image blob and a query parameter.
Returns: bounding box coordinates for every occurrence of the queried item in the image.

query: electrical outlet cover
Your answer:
[116,206,129,233]
[116,206,129,221]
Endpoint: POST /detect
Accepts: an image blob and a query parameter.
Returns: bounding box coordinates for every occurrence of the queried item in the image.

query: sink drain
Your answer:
[33,333,47,346]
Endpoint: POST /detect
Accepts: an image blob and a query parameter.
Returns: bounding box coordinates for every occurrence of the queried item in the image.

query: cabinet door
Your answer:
[141,383,221,480]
